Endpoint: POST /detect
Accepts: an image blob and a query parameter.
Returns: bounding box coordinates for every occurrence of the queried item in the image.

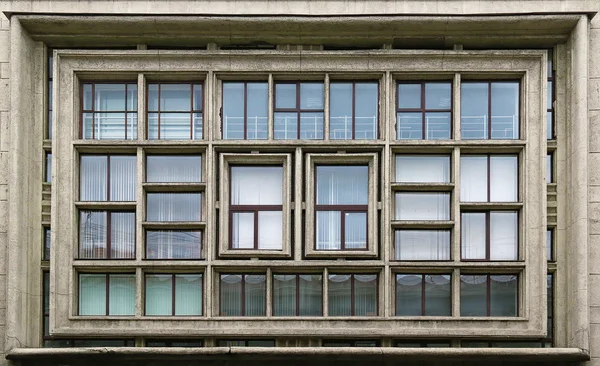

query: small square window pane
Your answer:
[146,230,201,259]
[160,112,191,140]
[95,113,127,140]
[79,274,106,315]
[461,213,486,260]
[395,193,450,221]
[275,84,296,109]
[231,166,283,205]
[397,112,422,139]
[490,275,517,316]
[146,193,201,222]
[147,156,202,183]
[345,212,367,249]
[460,156,488,202]
[95,84,126,111]
[396,274,422,316]
[398,84,421,109]
[396,155,450,183]
[175,274,202,316]
[490,82,519,139]
[220,274,242,316]
[300,112,324,139]
[146,274,172,316]
[354,275,377,316]
[244,275,266,316]
[490,156,518,202]
[460,275,487,316]
[274,112,298,139]
[490,212,518,260]
[316,211,341,250]
[300,83,324,109]
[425,83,451,110]
[258,211,283,250]
[328,274,351,316]
[395,230,450,261]
[424,274,451,316]
[425,112,451,139]
[461,83,489,139]
[316,166,368,205]
[232,212,255,249]
[109,274,135,315]
[160,84,191,111]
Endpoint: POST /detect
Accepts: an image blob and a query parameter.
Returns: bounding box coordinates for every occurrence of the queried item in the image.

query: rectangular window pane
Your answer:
[79,211,107,259]
[274,112,298,139]
[460,156,488,202]
[330,82,353,140]
[490,275,517,316]
[110,212,135,259]
[45,153,52,182]
[316,211,341,250]
[299,275,322,316]
[146,155,202,183]
[223,82,245,139]
[157,84,191,111]
[273,274,297,316]
[95,113,127,140]
[146,230,201,259]
[316,166,368,205]
[79,274,106,315]
[109,156,136,201]
[231,166,283,205]
[397,84,421,109]
[220,274,242,316]
[244,275,266,316]
[231,212,255,249]
[461,83,488,139]
[344,212,367,249]
[547,153,553,183]
[109,274,135,315]
[328,274,351,316]
[147,193,202,222]
[460,275,487,316]
[395,155,450,183]
[95,84,126,111]
[490,156,518,202]
[246,83,268,139]
[395,230,450,261]
[547,229,553,261]
[490,82,519,139]
[300,112,324,139]
[396,274,422,316]
[425,112,451,140]
[425,83,451,110]
[397,112,422,139]
[175,274,202,316]
[43,227,51,260]
[354,275,377,316]
[160,113,192,140]
[490,212,518,260]
[395,193,450,220]
[547,111,553,140]
[146,274,172,315]
[300,83,324,109]
[275,83,296,109]
[461,213,486,260]
[257,211,282,250]
[424,275,451,316]
[80,156,107,201]
[355,83,378,140]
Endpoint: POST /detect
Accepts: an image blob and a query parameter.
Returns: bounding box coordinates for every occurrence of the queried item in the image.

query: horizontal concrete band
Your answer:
[5,347,590,362]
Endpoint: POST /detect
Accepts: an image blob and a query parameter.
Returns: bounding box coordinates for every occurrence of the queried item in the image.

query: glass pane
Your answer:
[491,82,519,139]
[274,112,298,139]
[490,275,517,316]
[299,275,322,316]
[96,113,126,140]
[345,212,367,249]
[275,83,296,109]
[193,84,202,111]
[44,228,51,260]
[424,274,451,316]
[316,211,341,250]
[355,83,378,140]
[397,83,421,109]
[246,83,268,140]
[95,84,126,111]
[43,272,50,313]
[146,274,172,316]
[547,81,553,109]
[547,229,553,261]
[397,112,422,139]
[490,212,518,260]
[160,112,191,140]
[425,83,451,110]
[273,274,297,316]
[328,274,351,316]
[127,84,137,111]
[146,230,202,259]
[547,111,553,140]
[461,83,489,139]
[460,156,488,202]
[148,84,159,111]
[395,193,450,220]
[147,113,159,139]
[83,84,93,110]
[244,275,266,316]
[460,275,487,316]
[461,213,486,260]
[110,212,135,259]
[231,212,254,249]
[316,166,368,205]
[109,274,135,315]
[247,340,275,347]
[258,211,283,250]
[425,112,451,139]
[547,154,553,183]
[147,155,202,183]
[79,274,106,315]
[193,113,203,140]
[127,113,138,140]
[354,275,377,316]
[299,112,324,139]
[146,193,202,222]
[300,83,324,109]
[395,230,450,261]
[490,156,518,202]
[231,166,283,205]
[82,113,93,139]
[79,211,107,259]
[330,83,352,140]
[45,153,52,183]
[80,155,107,201]
[223,82,245,140]
[395,155,450,183]
[110,156,136,201]
[175,274,202,316]
[396,274,422,315]
[160,84,191,111]
[220,274,242,316]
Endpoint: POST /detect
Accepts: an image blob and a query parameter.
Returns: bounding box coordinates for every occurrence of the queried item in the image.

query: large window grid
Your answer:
[274,81,324,140]
[78,210,135,259]
[81,82,138,140]
[147,82,203,140]
[222,81,268,140]
[79,154,137,202]
[144,273,203,316]
[396,81,452,140]
[329,81,379,140]
[78,273,136,316]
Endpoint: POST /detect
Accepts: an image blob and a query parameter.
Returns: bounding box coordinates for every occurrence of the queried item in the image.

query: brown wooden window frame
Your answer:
[460,210,520,262]
[221,81,269,140]
[219,273,267,316]
[329,80,380,140]
[144,273,204,316]
[271,273,324,316]
[460,154,520,203]
[395,273,452,316]
[79,154,137,202]
[273,81,324,140]
[327,273,379,316]
[77,273,135,316]
[80,81,138,140]
[146,82,204,140]
[459,273,519,317]
[77,210,136,260]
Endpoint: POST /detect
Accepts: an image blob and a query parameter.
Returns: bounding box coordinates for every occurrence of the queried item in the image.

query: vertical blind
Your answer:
[145,274,203,316]
[273,274,322,316]
[328,274,377,316]
[146,193,202,222]
[79,274,135,316]
[80,155,136,201]
[146,230,201,259]
[220,274,266,316]
[146,155,202,183]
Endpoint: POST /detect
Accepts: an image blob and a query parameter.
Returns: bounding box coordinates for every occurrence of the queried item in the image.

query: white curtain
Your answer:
[461,213,486,260]
[110,212,135,259]
[80,156,107,201]
[175,274,203,316]
[146,155,201,183]
[110,156,136,201]
[395,230,450,260]
[79,211,107,258]
[146,230,201,259]
[395,193,450,220]
[460,156,487,202]
[109,274,135,315]
[244,275,266,316]
[146,193,201,222]
[490,212,518,260]
[146,274,172,315]
[220,274,242,316]
[396,155,450,183]
[490,156,518,202]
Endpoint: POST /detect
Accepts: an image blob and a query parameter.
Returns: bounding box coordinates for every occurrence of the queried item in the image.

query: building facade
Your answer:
[0,1,598,365]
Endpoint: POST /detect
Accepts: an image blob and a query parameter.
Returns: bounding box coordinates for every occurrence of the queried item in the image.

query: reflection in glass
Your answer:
[396,155,450,183]
[146,230,201,259]
[395,230,450,260]
[395,193,450,220]
[146,155,202,183]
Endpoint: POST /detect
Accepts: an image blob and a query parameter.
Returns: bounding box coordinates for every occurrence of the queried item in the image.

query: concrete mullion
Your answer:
[452,267,460,317]
[323,267,329,317]
[266,267,272,317]
[135,267,143,317]
[205,264,212,317]
[383,265,391,317]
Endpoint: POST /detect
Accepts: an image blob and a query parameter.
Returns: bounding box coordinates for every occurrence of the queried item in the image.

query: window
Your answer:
[79,211,135,259]
[395,274,451,316]
[145,274,203,316]
[461,340,551,348]
[222,81,268,139]
[460,155,518,202]
[323,340,379,347]
[43,227,51,260]
[47,50,53,139]
[395,155,450,183]
[330,81,378,139]
[396,82,452,140]
[147,83,203,140]
[146,230,202,259]
[230,166,283,250]
[220,274,266,316]
[461,211,518,261]
[80,155,136,201]
[546,274,554,344]
[547,152,554,183]
[42,271,50,343]
[146,193,202,222]
[547,228,554,261]
[461,81,519,139]
[460,274,518,316]
[146,340,204,347]
[395,192,450,220]
[272,274,322,316]
[394,230,450,261]
[217,340,275,347]
[274,82,324,139]
[146,155,202,183]
[547,49,555,140]
[78,273,135,316]
[328,274,377,316]
[395,341,450,347]
[81,82,138,140]
[45,152,52,183]
[315,166,368,250]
